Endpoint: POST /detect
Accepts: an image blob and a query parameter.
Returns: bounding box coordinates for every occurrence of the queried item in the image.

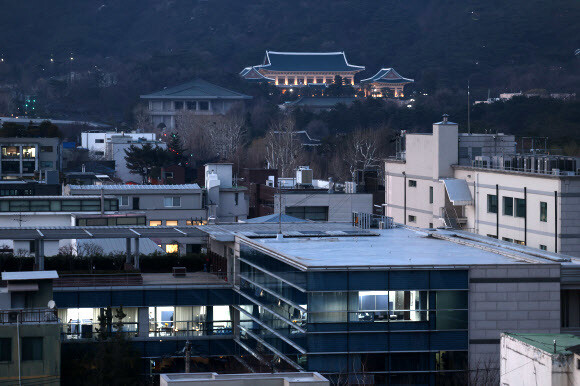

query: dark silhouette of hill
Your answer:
[0,0,578,91]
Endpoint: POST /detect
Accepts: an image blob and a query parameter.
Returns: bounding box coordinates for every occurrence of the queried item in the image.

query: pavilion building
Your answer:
[361,68,414,98]
[241,51,365,88]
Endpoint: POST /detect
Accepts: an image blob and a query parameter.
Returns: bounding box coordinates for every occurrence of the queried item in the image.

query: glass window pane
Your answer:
[515,198,526,218]
[503,196,513,216]
[21,337,43,361]
[540,202,547,222]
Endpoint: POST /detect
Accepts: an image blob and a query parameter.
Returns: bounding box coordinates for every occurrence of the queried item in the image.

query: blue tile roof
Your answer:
[141,79,252,100]
[255,51,365,72]
[361,68,414,84]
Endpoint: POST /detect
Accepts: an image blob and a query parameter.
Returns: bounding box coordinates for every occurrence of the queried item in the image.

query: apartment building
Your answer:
[384,116,580,256]
[0,271,61,385]
[105,135,167,183]
[0,137,61,180]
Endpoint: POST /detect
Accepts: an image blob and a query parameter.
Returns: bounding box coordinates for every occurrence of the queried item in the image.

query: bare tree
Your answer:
[342,129,383,182]
[132,104,154,132]
[206,110,246,161]
[265,115,304,177]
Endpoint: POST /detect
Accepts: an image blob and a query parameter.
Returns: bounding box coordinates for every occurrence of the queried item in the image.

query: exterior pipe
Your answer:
[496,184,499,238]
[555,191,558,253]
[524,187,527,246]
[403,172,407,225]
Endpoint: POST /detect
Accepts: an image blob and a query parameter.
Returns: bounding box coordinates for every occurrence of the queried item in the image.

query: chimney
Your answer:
[442,113,449,124]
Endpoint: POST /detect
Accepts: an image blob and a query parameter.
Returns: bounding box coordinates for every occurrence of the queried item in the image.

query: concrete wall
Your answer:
[0,323,61,383]
[469,264,561,371]
[500,334,555,386]
[275,193,373,222]
[218,190,248,222]
[81,132,156,154]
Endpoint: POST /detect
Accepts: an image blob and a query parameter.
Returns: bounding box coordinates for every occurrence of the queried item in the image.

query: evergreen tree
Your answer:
[168,132,188,166]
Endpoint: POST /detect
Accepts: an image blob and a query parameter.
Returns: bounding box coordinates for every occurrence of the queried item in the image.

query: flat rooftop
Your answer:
[251,227,563,268]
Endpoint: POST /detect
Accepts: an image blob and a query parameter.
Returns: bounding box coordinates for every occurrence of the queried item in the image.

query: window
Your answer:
[198,101,209,111]
[540,202,548,222]
[0,338,10,361]
[120,196,129,206]
[234,192,239,206]
[166,244,179,254]
[286,206,328,221]
[22,147,36,158]
[487,234,498,239]
[487,194,498,213]
[503,196,513,216]
[149,220,162,226]
[21,337,42,361]
[408,215,416,223]
[40,146,53,152]
[40,161,53,168]
[164,197,181,207]
[435,291,468,330]
[186,101,196,110]
[94,151,104,156]
[429,186,433,204]
[174,101,184,110]
[166,220,178,226]
[540,244,547,251]
[514,239,525,245]
[408,180,417,187]
[187,219,207,225]
[95,139,105,144]
[429,222,433,228]
[502,237,513,243]
[515,198,526,218]
[356,290,428,322]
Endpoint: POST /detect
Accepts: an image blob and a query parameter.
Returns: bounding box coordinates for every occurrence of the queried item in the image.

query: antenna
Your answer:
[48,300,55,309]
[467,79,471,134]
[278,178,283,237]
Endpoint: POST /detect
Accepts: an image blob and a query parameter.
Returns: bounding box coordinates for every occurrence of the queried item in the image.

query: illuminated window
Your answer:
[22,147,36,158]
[166,220,178,226]
[166,244,179,254]
[186,220,207,225]
[149,220,162,226]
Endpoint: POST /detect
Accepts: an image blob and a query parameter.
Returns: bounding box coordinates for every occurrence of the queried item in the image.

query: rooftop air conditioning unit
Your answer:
[552,169,561,175]
[296,166,313,186]
[474,156,491,168]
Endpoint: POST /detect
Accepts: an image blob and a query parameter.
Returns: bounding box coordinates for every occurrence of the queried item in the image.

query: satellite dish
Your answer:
[47,300,56,309]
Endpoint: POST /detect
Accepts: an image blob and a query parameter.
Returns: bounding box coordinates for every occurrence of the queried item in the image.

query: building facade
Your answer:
[241,52,365,88]
[0,137,61,180]
[384,116,580,256]
[80,131,156,157]
[361,68,414,98]
[275,191,373,222]
[140,79,252,130]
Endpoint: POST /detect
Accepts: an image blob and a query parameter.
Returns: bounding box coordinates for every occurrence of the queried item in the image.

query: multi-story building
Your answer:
[80,130,157,158]
[0,271,61,385]
[275,191,373,222]
[241,51,365,88]
[104,134,167,183]
[140,79,252,130]
[0,137,61,180]
[384,116,580,256]
[202,221,580,383]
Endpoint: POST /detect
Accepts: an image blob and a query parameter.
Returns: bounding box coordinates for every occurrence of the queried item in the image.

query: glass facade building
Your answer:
[235,243,469,384]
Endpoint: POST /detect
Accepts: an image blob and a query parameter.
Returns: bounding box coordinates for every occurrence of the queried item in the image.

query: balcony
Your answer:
[0,308,59,324]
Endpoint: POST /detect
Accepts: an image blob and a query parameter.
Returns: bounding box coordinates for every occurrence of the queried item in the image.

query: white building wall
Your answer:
[500,334,555,386]
[81,132,156,155]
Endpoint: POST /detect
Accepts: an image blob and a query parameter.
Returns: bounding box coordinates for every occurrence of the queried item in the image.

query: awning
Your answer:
[7,283,39,292]
[442,179,473,206]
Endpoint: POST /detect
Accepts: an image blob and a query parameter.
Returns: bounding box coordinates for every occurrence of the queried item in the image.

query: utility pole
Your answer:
[467,78,471,134]
[184,340,191,373]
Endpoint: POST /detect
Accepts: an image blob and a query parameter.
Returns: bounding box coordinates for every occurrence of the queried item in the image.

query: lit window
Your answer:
[166,244,179,254]
[149,220,162,226]
[187,220,207,225]
[166,220,178,226]
[164,197,181,207]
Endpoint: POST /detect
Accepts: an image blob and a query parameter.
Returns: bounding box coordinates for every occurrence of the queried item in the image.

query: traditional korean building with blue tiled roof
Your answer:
[361,68,414,98]
[241,51,365,88]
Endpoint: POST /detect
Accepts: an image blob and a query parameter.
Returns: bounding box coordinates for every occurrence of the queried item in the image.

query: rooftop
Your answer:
[504,333,580,356]
[247,227,568,269]
[243,213,309,223]
[141,79,252,100]
[2,271,59,281]
[68,184,202,191]
[257,51,364,72]
[361,68,414,84]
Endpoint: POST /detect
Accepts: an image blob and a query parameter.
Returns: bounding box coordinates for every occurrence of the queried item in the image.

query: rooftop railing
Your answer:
[0,308,59,324]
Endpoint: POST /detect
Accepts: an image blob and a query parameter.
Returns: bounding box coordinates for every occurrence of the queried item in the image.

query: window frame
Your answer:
[540,201,548,222]
[408,180,417,188]
[21,337,43,361]
[515,198,526,218]
[429,186,433,204]
[164,196,181,208]
[487,194,498,214]
[503,196,513,216]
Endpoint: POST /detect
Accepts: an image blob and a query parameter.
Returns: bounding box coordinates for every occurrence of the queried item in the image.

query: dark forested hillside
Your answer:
[0,0,578,121]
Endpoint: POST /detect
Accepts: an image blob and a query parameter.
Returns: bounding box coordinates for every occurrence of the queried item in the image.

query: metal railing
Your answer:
[54,273,143,287]
[0,308,59,324]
